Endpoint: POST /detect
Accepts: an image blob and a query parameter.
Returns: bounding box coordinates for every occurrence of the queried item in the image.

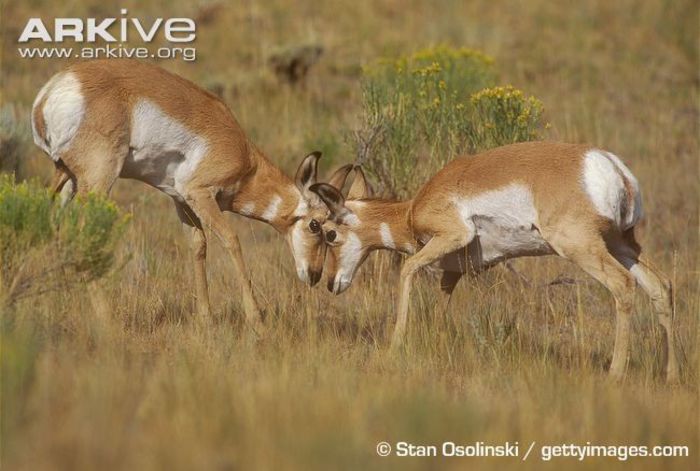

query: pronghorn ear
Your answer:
[295,151,322,191]
[327,164,354,191]
[347,166,370,199]
[309,183,346,217]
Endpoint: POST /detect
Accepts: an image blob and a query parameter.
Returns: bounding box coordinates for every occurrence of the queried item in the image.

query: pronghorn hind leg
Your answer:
[560,238,636,381]
[392,232,473,351]
[608,232,680,383]
[175,202,211,318]
[631,257,679,384]
[62,134,128,197]
[185,190,264,335]
[436,270,463,318]
[58,136,128,321]
[48,164,76,207]
[50,164,71,195]
[59,179,77,207]
[436,248,470,317]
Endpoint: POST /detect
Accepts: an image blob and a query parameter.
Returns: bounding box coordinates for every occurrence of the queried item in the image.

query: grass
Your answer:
[1,0,698,469]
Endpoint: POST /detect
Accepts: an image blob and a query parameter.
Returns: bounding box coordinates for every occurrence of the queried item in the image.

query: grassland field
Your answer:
[1,0,698,470]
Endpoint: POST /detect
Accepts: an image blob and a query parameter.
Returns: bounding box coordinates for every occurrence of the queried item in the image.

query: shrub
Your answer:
[352,45,547,197]
[0,175,129,307]
[0,105,31,179]
[470,85,545,151]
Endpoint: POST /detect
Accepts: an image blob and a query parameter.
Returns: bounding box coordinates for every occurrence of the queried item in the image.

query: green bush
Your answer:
[0,174,129,306]
[353,45,547,197]
[0,105,31,178]
[0,176,53,251]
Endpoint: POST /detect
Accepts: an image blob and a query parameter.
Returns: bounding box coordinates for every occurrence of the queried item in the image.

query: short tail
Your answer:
[604,150,644,230]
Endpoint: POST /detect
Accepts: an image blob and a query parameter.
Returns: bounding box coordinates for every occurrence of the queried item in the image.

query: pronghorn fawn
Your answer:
[311,141,679,383]
[31,59,348,333]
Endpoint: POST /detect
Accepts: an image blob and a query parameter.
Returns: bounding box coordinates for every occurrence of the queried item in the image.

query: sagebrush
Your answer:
[354,45,546,197]
[0,175,129,306]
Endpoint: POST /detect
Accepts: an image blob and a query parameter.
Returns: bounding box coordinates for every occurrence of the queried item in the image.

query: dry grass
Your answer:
[1,0,698,469]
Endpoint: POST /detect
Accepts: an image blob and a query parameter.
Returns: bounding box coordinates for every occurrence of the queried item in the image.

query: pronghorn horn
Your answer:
[295,151,322,191]
[327,164,354,191]
[347,165,370,199]
[309,183,346,217]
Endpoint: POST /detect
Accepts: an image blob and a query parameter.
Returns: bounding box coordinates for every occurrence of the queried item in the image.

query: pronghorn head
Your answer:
[287,153,354,286]
[309,167,374,294]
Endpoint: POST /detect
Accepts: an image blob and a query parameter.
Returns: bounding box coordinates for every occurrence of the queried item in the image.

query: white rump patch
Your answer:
[455,183,552,266]
[379,222,395,249]
[582,150,642,229]
[34,72,85,160]
[127,99,208,199]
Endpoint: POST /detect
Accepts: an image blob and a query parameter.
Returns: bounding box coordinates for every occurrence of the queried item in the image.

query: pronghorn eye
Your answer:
[326,230,337,243]
[309,219,321,233]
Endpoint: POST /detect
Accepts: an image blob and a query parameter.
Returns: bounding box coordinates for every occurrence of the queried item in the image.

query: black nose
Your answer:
[309,270,322,286]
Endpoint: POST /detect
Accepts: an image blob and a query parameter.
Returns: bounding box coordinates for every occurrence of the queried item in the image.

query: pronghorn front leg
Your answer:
[391,232,473,351]
[175,202,211,318]
[186,191,264,335]
[189,226,211,317]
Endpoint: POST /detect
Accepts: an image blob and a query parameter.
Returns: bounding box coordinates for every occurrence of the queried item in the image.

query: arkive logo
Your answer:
[16,9,197,62]
[18,9,196,43]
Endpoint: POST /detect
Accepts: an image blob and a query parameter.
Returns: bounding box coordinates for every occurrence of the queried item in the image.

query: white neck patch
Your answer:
[261,195,282,221]
[291,222,308,280]
[343,213,361,227]
[239,202,255,216]
[339,231,362,275]
[293,189,309,217]
[333,231,363,292]
[379,222,395,249]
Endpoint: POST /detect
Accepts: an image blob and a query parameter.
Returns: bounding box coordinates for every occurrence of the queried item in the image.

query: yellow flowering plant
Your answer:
[470,85,546,150]
[354,46,547,197]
